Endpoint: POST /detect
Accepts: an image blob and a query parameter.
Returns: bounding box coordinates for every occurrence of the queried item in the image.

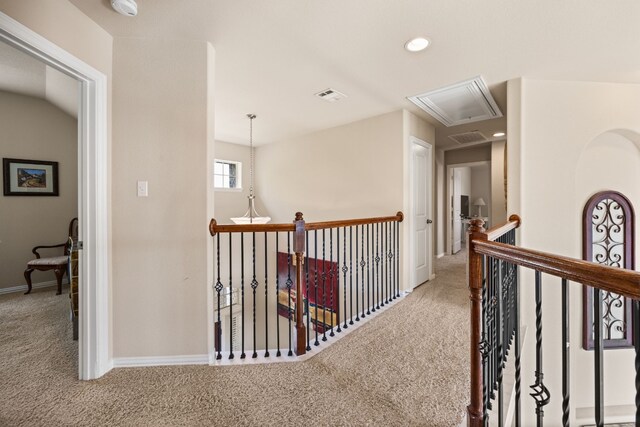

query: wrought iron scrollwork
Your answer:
[583,191,635,350]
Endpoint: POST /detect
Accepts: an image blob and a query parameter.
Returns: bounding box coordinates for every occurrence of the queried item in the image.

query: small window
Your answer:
[214,160,241,190]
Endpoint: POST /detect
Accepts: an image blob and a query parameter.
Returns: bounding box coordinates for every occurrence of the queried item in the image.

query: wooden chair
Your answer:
[24,218,78,295]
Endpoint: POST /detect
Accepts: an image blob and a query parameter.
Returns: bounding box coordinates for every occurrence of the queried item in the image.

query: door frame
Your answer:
[0,12,110,380]
[408,136,434,289]
[445,161,490,255]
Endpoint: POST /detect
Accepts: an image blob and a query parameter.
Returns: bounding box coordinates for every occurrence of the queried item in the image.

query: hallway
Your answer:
[0,252,469,426]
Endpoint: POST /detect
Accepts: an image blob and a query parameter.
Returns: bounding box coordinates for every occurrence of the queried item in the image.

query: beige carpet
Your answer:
[0,252,469,427]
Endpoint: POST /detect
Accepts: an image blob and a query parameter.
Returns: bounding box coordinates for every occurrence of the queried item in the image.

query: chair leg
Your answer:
[54,268,64,295]
[24,268,34,295]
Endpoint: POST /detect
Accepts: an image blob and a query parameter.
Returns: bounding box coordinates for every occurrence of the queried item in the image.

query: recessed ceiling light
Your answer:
[493,132,506,137]
[405,37,430,52]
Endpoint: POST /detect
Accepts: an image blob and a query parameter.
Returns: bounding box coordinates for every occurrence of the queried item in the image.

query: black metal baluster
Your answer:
[350,226,354,325]
[287,231,293,356]
[561,278,570,427]
[514,249,521,426]
[634,299,640,424]
[360,224,365,319]
[480,257,489,426]
[375,222,381,310]
[306,230,311,351]
[264,232,269,358]
[314,230,319,346]
[366,224,371,316]
[322,229,327,341]
[240,233,246,359]
[330,228,336,337]
[530,270,550,426]
[393,222,400,299]
[385,221,389,305]
[215,234,223,360]
[497,258,504,427]
[489,257,496,408]
[594,287,604,427]
[229,234,234,359]
[337,228,343,333]
[251,232,258,359]
[276,233,281,357]
[342,227,348,330]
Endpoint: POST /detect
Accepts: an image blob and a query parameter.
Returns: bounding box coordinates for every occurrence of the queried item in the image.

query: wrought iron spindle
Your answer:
[322,229,327,341]
[251,232,258,359]
[480,257,489,425]
[287,231,293,356]
[396,220,400,298]
[360,224,365,319]
[337,228,342,333]
[594,287,604,426]
[530,271,550,426]
[514,247,521,426]
[329,228,335,337]
[350,226,354,325]
[356,225,364,322]
[276,233,281,357]
[634,299,640,424]
[497,257,504,426]
[561,278,570,427]
[366,224,371,316]
[264,232,269,358]
[489,256,496,407]
[229,234,234,359]
[306,230,311,351]
[215,233,223,360]
[384,221,389,305]
[376,222,381,310]
[241,233,246,359]
[314,230,319,346]
[342,227,348,330]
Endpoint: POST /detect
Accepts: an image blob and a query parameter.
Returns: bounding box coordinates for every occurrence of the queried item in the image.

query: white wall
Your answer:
[491,140,507,225]
[469,164,491,225]
[111,37,213,358]
[0,91,77,289]
[508,78,640,424]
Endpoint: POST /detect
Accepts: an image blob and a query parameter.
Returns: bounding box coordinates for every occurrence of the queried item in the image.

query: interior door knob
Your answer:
[426,219,433,224]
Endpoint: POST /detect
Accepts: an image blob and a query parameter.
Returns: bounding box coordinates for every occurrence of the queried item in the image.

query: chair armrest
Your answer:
[32,243,67,259]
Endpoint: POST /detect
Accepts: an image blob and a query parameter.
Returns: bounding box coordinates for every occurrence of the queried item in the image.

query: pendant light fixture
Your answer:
[230,114,271,224]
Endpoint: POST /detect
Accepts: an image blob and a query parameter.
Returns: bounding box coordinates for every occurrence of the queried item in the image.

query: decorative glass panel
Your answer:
[582,191,635,349]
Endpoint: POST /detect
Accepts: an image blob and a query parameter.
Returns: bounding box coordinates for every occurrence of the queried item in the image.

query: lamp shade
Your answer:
[473,198,486,207]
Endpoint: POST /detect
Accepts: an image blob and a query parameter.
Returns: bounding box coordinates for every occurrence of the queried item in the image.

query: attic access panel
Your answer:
[408,76,503,127]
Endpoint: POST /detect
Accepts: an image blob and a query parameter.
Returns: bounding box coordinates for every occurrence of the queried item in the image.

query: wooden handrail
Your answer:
[209,212,403,236]
[473,239,640,300]
[485,214,521,242]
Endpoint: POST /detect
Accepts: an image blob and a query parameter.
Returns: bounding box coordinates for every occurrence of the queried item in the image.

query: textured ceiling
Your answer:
[68,0,640,145]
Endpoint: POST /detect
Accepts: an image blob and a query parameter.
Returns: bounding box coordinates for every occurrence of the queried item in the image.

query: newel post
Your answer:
[293,212,307,356]
[467,218,487,427]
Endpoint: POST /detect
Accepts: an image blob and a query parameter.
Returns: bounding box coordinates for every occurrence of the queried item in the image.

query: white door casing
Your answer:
[452,168,462,254]
[409,137,432,288]
[0,12,110,380]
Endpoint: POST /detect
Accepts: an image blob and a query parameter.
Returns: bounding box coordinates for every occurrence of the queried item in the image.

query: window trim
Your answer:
[214,159,242,192]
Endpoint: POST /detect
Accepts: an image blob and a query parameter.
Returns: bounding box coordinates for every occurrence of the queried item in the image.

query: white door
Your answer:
[411,138,432,288]
[452,169,462,253]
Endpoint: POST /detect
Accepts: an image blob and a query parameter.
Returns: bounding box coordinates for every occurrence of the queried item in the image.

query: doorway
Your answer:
[0,12,109,380]
[409,136,433,289]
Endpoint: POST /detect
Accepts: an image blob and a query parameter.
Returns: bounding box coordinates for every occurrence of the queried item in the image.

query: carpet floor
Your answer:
[0,251,469,427]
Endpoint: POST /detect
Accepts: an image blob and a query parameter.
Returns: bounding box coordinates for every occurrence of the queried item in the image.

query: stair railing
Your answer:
[209,211,403,359]
[467,215,640,426]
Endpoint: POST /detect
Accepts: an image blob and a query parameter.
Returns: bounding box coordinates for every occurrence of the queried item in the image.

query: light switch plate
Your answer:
[137,180,148,197]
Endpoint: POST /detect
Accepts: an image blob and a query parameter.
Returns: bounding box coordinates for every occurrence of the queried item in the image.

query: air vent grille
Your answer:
[315,88,347,102]
[448,131,488,145]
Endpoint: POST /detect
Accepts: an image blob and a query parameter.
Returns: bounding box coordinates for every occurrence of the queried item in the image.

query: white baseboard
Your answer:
[437,252,445,259]
[0,279,68,295]
[113,354,209,368]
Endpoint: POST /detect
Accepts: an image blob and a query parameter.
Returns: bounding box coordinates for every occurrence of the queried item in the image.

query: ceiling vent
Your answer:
[448,131,488,145]
[315,88,347,102]
[407,76,502,127]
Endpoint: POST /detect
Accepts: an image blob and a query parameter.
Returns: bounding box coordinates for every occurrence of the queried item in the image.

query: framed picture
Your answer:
[3,158,59,196]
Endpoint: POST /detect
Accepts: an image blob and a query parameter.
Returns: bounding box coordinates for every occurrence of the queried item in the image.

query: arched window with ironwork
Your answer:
[582,190,636,349]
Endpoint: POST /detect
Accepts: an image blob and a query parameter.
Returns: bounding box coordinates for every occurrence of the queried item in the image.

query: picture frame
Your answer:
[3,158,59,196]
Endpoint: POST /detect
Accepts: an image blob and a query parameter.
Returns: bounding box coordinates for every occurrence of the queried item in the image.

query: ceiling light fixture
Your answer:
[111,0,138,17]
[405,37,430,52]
[230,114,271,225]
[493,132,506,137]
